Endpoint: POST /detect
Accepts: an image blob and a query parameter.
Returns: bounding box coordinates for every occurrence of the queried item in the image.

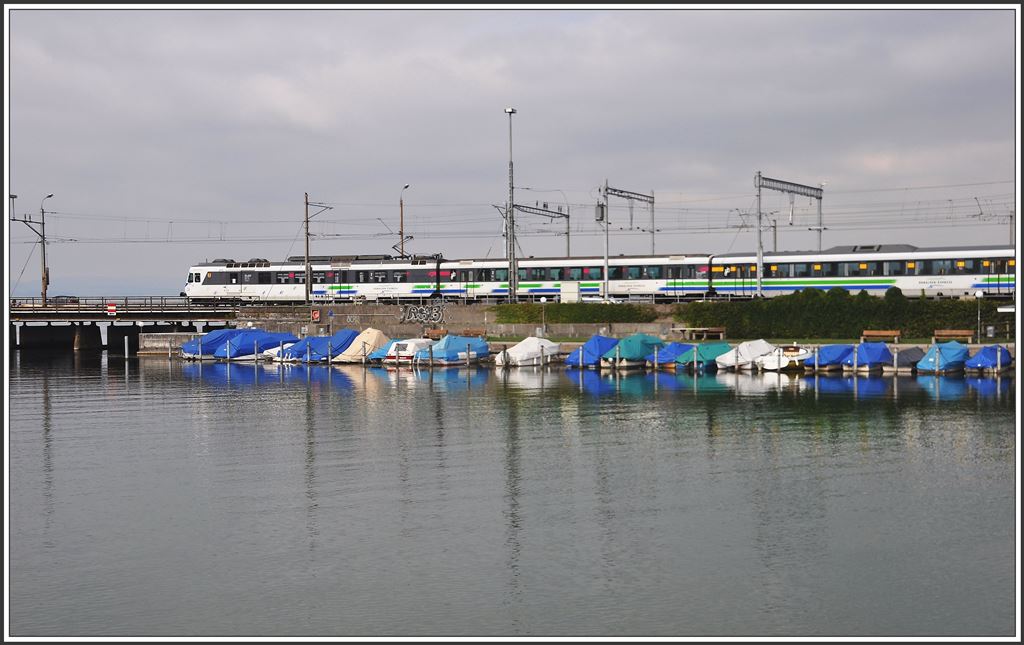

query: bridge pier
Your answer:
[73,323,103,351]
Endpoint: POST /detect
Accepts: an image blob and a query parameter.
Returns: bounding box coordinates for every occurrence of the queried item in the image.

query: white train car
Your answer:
[181,244,1015,304]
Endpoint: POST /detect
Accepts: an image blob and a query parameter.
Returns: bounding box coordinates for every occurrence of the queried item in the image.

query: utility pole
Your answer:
[756,171,763,298]
[505,107,518,302]
[513,202,571,256]
[303,193,333,306]
[399,184,410,258]
[754,173,824,295]
[11,193,53,304]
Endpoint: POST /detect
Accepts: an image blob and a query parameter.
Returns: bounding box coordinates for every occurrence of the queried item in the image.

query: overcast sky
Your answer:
[5,6,1019,296]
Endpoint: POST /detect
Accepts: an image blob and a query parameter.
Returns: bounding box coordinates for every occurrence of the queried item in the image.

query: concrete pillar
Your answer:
[14,322,23,347]
[97,322,110,348]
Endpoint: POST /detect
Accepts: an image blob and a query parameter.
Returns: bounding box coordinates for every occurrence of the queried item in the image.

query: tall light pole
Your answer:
[505,107,517,302]
[303,192,333,305]
[399,183,410,258]
[975,290,984,342]
[40,194,53,304]
[603,180,610,301]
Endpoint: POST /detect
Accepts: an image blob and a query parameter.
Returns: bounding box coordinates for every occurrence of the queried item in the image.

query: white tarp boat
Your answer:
[715,339,777,371]
[758,344,814,372]
[494,337,561,367]
[382,338,436,366]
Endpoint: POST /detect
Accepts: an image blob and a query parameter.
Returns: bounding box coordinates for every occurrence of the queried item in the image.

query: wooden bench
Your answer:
[462,327,487,338]
[932,329,974,343]
[423,328,448,340]
[671,326,727,341]
[860,330,901,343]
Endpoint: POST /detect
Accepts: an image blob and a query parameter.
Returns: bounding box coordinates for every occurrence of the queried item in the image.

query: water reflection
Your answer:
[170,360,1015,404]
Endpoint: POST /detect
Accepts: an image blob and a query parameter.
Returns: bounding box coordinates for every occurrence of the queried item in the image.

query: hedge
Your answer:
[673,287,1015,339]
[492,302,659,324]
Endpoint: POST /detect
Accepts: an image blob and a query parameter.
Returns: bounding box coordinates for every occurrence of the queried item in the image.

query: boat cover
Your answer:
[414,334,489,363]
[603,333,664,361]
[494,337,561,366]
[564,334,619,367]
[676,341,731,367]
[964,345,1012,370]
[892,346,926,368]
[716,339,776,369]
[916,341,969,372]
[214,330,299,359]
[333,328,391,363]
[366,345,391,362]
[645,342,694,366]
[281,329,358,362]
[842,342,893,367]
[181,328,246,357]
[805,344,853,367]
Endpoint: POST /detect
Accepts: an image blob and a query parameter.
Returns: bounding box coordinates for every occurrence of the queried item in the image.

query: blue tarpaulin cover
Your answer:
[181,328,246,357]
[282,330,358,362]
[214,330,299,359]
[916,341,970,372]
[964,345,1012,370]
[805,344,853,367]
[842,342,893,367]
[645,342,694,365]
[565,335,619,367]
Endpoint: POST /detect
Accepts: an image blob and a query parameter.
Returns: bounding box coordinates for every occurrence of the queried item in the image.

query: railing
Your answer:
[8,296,236,315]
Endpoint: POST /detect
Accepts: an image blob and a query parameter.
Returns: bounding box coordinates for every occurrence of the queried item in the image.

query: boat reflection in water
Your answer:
[174,360,1013,402]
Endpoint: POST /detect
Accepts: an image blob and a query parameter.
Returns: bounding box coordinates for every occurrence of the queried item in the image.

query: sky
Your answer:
[5,5,1020,296]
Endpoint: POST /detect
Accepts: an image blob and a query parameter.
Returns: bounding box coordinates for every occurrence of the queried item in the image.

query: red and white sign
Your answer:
[106,303,117,316]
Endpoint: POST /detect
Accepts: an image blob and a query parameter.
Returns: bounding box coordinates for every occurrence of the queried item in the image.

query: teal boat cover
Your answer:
[414,334,489,363]
[645,342,694,366]
[603,333,664,361]
[675,341,731,367]
[916,341,970,372]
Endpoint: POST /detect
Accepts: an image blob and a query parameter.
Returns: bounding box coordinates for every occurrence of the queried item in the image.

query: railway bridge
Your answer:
[8,297,236,352]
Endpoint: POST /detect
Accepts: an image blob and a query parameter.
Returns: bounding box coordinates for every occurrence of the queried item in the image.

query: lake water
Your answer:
[7,352,1018,637]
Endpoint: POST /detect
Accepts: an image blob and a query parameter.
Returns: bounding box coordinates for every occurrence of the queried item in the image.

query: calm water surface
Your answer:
[8,352,1018,637]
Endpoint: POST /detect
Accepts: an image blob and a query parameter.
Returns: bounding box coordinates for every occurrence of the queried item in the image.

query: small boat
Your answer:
[881,346,926,375]
[414,334,489,366]
[332,328,391,363]
[644,342,694,370]
[180,328,246,360]
[564,334,619,370]
[803,344,853,373]
[964,344,1013,375]
[382,338,437,366]
[675,341,731,373]
[278,329,358,363]
[494,336,561,367]
[214,330,300,361]
[916,341,970,375]
[602,333,664,370]
[758,343,814,372]
[716,339,776,371]
[842,342,893,374]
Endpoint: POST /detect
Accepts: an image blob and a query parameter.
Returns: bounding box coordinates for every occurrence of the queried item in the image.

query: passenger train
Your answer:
[181,244,1016,303]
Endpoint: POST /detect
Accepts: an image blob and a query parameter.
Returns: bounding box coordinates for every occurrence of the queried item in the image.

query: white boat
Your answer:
[494,337,561,367]
[715,339,777,371]
[261,343,295,361]
[382,338,436,366]
[757,344,814,372]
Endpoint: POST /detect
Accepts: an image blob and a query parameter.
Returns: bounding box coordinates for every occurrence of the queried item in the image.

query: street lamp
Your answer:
[505,107,517,303]
[40,193,53,304]
[975,290,984,342]
[399,183,410,258]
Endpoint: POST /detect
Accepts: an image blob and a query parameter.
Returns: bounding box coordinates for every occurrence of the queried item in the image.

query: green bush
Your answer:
[674,287,1014,339]
[493,303,659,324]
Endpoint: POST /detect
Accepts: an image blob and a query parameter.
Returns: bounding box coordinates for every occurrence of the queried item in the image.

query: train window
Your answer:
[527,267,546,280]
[229,272,239,285]
[644,266,663,279]
[458,269,472,282]
[242,272,256,284]
[987,260,1005,273]
[567,267,583,280]
[954,260,975,272]
[393,271,408,283]
[187,273,193,283]
[294,272,306,284]
[929,259,953,275]
[258,272,272,284]
[356,271,367,283]
[609,266,623,280]
[885,261,904,276]
[695,265,709,278]
[583,267,603,280]
[312,272,326,283]
[517,268,527,281]
[548,267,564,281]
[494,268,509,281]
[626,266,642,280]
[194,273,201,283]
[793,263,810,278]
[812,263,837,277]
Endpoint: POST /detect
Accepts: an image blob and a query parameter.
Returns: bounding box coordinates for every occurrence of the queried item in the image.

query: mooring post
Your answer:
[254,340,259,364]
[539,345,545,367]
[814,346,819,372]
[124,335,129,357]
[466,342,471,369]
[853,344,859,372]
[893,347,899,372]
[615,345,621,372]
[198,335,202,361]
[996,346,1002,373]
[306,343,311,365]
[653,345,659,371]
[935,344,941,374]
[693,346,698,374]
[579,344,584,370]
[428,344,434,368]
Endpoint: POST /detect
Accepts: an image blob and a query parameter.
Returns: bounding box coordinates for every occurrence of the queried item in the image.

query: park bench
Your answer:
[860,330,901,343]
[671,326,727,341]
[932,329,974,344]
[423,328,448,341]
[462,327,487,338]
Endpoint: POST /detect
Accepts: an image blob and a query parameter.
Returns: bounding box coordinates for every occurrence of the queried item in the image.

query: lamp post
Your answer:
[40,193,53,305]
[975,290,984,342]
[505,107,517,303]
[399,184,410,258]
